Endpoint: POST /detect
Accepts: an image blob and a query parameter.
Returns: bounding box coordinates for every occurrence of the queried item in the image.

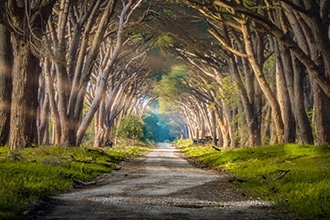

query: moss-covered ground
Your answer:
[175,139,330,219]
[0,145,151,220]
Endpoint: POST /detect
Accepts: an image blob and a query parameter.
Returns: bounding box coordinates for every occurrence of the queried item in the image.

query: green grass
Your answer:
[176,142,330,219]
[0,145,151,220]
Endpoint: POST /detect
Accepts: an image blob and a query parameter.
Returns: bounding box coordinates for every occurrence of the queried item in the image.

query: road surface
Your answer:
[33,143,290,219]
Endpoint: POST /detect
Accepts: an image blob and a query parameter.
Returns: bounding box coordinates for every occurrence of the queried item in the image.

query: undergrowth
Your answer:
[176,141,330,219]
[0,145,150,220]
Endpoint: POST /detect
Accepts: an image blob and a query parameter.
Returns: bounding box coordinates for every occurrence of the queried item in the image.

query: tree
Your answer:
[145,2,265,146]
[34,0,147,147]
[44,0,119,146]
[79,28,155,147]
[2,0,330,149]
[183,0,330,145]
[1,0,55,150]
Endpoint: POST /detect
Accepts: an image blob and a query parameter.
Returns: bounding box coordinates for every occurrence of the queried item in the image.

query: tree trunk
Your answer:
[276,6,315,144]
[211,109,218,146]
[292,58,314,144]
[275,46,296,143]
[0,24,12,145]
[55,63,70,146]
[313,83,330,145]
[76,5,128,146]
[262,104,272,145]
[44,60,61,145]
[242,22,284,143]
[220,24,263,147]
[2,1,55,149]
[215,106,231,148]
[37,76,50,145]
[229,56,262,146]
[9,37,40,149]
[93,98,106,147]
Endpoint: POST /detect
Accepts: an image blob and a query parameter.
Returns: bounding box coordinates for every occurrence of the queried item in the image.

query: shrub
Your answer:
[118,115,144,141]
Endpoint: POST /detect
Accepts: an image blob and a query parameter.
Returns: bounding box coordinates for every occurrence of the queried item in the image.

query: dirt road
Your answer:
[34,143,290,219]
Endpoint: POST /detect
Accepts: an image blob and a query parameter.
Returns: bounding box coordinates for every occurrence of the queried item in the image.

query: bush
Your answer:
[118,115,144,140]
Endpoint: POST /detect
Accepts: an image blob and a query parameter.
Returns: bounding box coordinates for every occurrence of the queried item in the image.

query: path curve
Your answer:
[35,143,289,219]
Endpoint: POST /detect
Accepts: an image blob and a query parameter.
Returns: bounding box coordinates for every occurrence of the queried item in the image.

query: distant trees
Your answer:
[143,110,181,142]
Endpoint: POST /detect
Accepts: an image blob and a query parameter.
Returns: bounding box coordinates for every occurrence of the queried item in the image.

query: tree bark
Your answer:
[44,60,61,145]
[215,104,231,148]
[37,75,50,145]
[0,24,12,145]
[9,37,40,149]
[313,83,330,145]
[292,57,314,144]
[275,44,296,143]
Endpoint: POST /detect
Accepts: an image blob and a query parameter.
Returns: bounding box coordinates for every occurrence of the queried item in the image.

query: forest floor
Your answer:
[27,143,293,220]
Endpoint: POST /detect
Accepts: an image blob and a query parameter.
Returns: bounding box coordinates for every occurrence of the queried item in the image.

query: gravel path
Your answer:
[32,143,291,219]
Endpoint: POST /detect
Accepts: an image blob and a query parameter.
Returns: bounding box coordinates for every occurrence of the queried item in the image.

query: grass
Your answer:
[175,140,330,219]
[0,145,151,220]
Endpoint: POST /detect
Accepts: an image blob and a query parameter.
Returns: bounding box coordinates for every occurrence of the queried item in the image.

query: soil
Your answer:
[25,143,293,220]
